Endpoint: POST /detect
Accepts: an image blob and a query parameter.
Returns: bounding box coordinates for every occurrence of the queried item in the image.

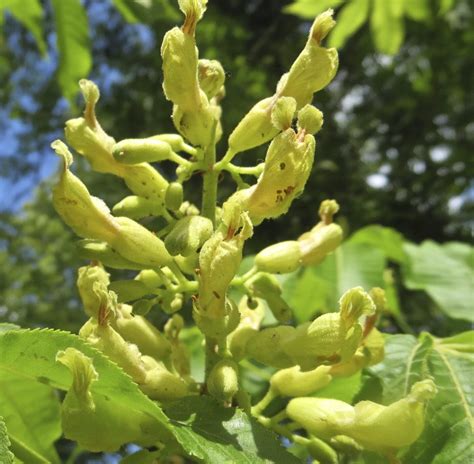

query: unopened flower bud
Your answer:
[278,10,338,108]
[165,182,184,211]
[245,326,296,368]
[112,195,165,220]
[198,59,225,100]
[110,216,172,268]
[113,304,172,361]
[140,356,193,402]
[77,264,111,318]
[113,139,173,164]
[165,215,213,256]
[297,104,324,135]
[319,199,340,224]
[121,163,169,202]
[108,279,150,303]
[52,140,120,242]
[135,270,163,290]
[338,286,376,326]
[228,297,265,361]
[255,241,302,274]
[207,359,239,403]
[270,365,332,397]
[299,223,342,266]
[149,133,197,155]
[76,240,147,270]
[227,97,279,155]
[271,96,297,131]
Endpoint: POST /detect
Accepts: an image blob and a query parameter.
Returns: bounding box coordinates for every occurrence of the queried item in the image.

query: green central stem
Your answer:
[201,142,217,226]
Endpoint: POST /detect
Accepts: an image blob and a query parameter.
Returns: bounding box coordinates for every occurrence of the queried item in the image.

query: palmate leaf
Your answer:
[402,240,474,322]
[164,396,300,464]
[0,373,61,464]
[0,329,173,447]
[369,332,474,463]
[0,417,14,464]
[51,0,92,104]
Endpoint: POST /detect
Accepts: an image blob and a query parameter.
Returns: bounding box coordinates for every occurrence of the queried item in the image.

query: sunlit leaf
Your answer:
[51,0,92,104]
[0,373,61,463]
[2,0,46,55]
[0,417,14,464]
[370,0,405,54]
[164,396,300,463]
[402,240,474,321]
[283,0,344,19]
[328,0,369,49]
[370,332,474,463]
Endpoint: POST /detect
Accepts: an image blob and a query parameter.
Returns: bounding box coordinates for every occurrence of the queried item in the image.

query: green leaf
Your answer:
[283,0,344,19]
[315,372,362,403]
[0,329,173,443]
[402,240,474,321]
[404,0,431,21]
[51,0,92,103]
[0,324,20,334]
[111,0,141,23]
[282,241,385,322]
[164,396,300,463]
[2,0,46,55]
[370,0,405,54]
[328,0,369,49]
[348,225,406,263]
[0,373,61,463]
[0,417,14,464]
[370,332,474,463]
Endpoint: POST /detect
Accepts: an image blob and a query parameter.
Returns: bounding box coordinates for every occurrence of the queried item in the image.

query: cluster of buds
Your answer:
[49,2,436,458]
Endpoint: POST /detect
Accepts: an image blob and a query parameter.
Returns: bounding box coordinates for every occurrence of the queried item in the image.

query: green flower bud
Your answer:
[319,199,340,222]
[347,380,437,452]
[227,97,279,155]
[149,133,197,155]
[56,348,162,451]
[255,241,302,274]
[113,304,172,361]
[172,98,216,148]
[161,292,184,314]
[278,10,338,108]
[140,356,192,402]
[77,264,111,318]
[245,326,296,368]
[307,437,339,464]
[110,217,172,268]
[165,182,184,211]
[271,96,297,131]
[207,359,239,403]
[161,26,201,111]
[245,129,315,221]
[193,296,240,339]
[247,273,292,322]
[196,204,252,324]
[64,80,119,175]
[297,104,324,135]
[198,59,225,99]
[286,397,355,441]
[76,240,148,270]
[135,270,163,290]
[79,320,147,383]
[165,215,213,256]
[270,365,332,397]
[52,140,120,242]
[299,223,343,266]
[121,163,169,202]
[109,279,150,303]
[112,195,165,220]
[113,138,173,164]
[228,297,265,361]
[179,200,200,216]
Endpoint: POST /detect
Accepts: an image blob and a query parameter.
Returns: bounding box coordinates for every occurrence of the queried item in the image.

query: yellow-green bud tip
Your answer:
[51,139,73,169]
[319,199,339,223]
[297,105,324,135]
[311,9,336,45]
